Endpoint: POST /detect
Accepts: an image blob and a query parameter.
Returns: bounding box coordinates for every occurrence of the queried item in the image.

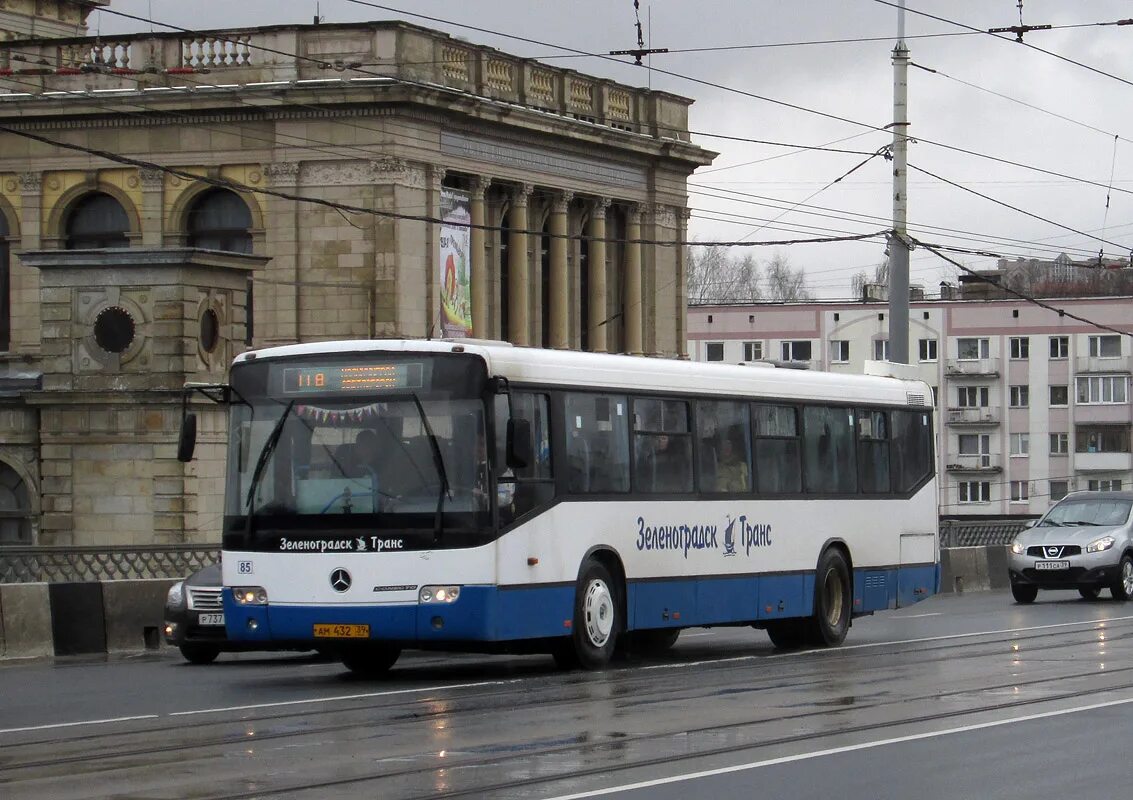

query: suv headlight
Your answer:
[166,581,184,607]
[1010,540,1025,555]
[1086,536,1116,553]
[419,585,461,604]
[232,586,269,605]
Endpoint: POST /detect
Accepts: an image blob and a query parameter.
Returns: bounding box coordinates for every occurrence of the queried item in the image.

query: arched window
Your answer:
[65,192,130,249]
[187,189,253,254]
[0,211,9,352]
[0,462,32,544]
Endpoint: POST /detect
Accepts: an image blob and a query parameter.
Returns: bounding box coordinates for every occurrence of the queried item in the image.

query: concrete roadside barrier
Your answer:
[940,546,1011,594]
[102,578,178,652]
[0,582,54,659]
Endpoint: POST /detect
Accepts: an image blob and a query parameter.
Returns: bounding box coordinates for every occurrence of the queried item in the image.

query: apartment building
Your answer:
[687,297,1133,516]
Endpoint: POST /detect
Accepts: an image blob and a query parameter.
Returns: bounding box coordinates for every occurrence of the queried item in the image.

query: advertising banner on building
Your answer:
[439,189,472,338]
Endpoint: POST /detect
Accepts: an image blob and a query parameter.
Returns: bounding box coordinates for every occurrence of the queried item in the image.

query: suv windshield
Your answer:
[1039,497,1133,527]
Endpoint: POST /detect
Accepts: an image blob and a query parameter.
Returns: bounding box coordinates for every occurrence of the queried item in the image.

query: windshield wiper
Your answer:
[244,400,296,540]
[1067,520,1101,526]
[410,392,450,545]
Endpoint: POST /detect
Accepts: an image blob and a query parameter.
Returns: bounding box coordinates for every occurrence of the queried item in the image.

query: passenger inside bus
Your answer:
[715,436,750,492]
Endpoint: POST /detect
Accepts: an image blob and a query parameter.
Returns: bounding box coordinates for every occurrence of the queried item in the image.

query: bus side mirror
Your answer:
[507,418,532,470]
[177,413,198,463]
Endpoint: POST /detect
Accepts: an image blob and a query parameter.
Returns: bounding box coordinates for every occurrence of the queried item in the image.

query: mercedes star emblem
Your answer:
[330,568,352,593]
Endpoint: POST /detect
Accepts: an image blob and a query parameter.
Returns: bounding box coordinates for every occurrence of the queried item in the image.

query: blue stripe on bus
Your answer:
[224,564,938,644]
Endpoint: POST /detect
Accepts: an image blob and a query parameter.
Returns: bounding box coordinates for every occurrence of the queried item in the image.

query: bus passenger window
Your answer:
[890,409,933,492]
[802,406,857,494]
[696,400,751,493]
[564,393,630,493]
[858,409,891,494]
[500,392,554,524]
[752,404,801,494]
[633,398,693,493]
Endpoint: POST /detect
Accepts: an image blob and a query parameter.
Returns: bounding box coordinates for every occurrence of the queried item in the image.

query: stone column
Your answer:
[549,191,573,349]
[263,161,301,344]
[676,206,691,359]
[587,197,610,353]
[469,176,490,338]
[428,165,447,339]
[507,184,532,346]
[624,204,643,356]
[138,167,165,247]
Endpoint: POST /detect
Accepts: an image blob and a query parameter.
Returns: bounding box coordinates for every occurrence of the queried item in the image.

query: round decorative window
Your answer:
[93,306,136,354]
[199,308,220,353]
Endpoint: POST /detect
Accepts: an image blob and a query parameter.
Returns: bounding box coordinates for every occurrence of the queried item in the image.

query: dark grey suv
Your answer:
[163,564,228,664]
[1007,491,1133,603]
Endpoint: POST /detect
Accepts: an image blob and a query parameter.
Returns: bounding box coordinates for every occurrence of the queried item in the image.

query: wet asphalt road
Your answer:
[2,590,1132,799]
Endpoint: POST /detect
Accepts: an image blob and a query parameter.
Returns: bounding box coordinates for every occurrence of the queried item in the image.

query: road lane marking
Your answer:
[169,678,522,716]
[0,715,159,735]
[892,612,942,618]
[542,692,1133,799]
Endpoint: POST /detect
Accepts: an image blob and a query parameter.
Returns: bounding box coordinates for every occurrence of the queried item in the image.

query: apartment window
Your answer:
[1009,337,1029,360]
[1009,385,1029,408]
[705,342,724,362]
[1010,432,1030,457]
[781,340,812,361]
[1049,385,1068,406]
[873,339,890,361]
[1075,375,1128,405]
[958,433,990,465]
[957,337,990,360]
[918,338,938,362]
[1010,481,1029,502]
[743,341,763,361]
[958,481,990,503]
[829,340,849,363]
[1088,478,1123,492]
[957,386,990,408]
[1050,480,1070,501]
[1088,334,1121,358]
[1049,336,1069,359]
[1049,433,1069,455]
[1076,426,1131,454]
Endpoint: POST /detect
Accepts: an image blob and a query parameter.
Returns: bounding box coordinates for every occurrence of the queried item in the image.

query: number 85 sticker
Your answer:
[237,560,254,575]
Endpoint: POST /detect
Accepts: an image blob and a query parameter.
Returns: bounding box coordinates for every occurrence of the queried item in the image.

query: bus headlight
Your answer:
[232,586,269,605]
[1010,540,1025,555]
[420,585,461,604]
[1087,536,1116,553]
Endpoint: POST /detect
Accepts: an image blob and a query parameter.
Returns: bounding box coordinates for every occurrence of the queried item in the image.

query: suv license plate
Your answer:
[198,613,225,626]
[1034,560,1070,571]
[314,623,370,639]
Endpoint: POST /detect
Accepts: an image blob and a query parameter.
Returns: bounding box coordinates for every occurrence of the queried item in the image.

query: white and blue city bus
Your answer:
[177,339,938,673]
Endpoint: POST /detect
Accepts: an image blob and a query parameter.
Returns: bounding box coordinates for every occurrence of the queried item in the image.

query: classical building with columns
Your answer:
[0,4,713,547]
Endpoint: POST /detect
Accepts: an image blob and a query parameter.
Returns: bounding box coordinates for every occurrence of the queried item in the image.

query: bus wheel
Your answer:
[341,645,401,677]
[806,548,851,647]
[554,559,622,670]
[765,621,806,650]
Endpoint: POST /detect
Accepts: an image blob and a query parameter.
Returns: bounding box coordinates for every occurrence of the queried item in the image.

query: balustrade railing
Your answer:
[0,544,219,584]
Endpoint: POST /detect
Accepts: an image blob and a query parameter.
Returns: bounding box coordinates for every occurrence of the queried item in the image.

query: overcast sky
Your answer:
[101,1,1133,299]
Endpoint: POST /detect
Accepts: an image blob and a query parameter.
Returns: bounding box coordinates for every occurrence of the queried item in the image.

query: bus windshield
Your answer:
[222,353,492,546]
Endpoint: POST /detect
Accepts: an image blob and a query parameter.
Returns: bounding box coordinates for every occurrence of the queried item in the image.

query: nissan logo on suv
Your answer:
[330,568,352,593]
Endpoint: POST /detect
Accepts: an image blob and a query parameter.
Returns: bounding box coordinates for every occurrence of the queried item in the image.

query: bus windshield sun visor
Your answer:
[410,391,450,544]
[244,399,296,540]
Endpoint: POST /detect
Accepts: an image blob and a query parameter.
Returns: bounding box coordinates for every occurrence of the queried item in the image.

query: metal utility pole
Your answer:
[888,0,910,364]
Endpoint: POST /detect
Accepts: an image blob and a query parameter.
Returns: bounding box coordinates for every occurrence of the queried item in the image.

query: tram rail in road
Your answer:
[0,592,1130,799]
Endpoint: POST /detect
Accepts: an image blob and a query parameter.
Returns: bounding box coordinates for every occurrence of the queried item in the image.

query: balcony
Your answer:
[945,357,1000,378]
[945,407,1000,426]
[1076,356,1131,374]
[945,454,1002,473]
[1074,452,1133,472]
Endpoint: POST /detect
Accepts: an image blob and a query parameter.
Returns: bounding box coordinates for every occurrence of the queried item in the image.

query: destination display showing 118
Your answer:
[280,363,423,395]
